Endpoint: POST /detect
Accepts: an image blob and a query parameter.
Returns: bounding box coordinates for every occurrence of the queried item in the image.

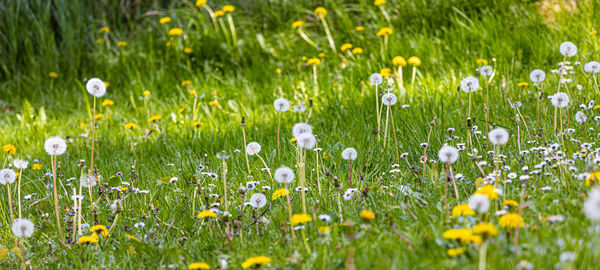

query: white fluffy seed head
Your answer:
[369,73,383,86]
[584,61,600,74]
[551,92,570,108]
[529,69,546,83]
[460,76,479,93]
[81,174,97,188]
[292,123,312,138]
[274,167,295,184]
[438,145,459,164]
[86,78,107,97]
[246,142,262,156]
[584,188,600,221]
[341,147,358,160]
[480,65,493,76]
[468,194,490,214]
[488,128,509,145]
[44,136,67,156]
[13,159,28,170]
[249,193,267,209]
[575,111,587,124]
[273,98,290,112]
[12,218,35,238]
[381,93,397,106]
[0,168,16,185]
[297,133,316,150]
[559,41,577,57]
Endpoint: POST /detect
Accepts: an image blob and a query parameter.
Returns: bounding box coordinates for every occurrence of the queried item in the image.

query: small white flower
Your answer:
[12,218,35,238]
[468,194,490,214]
[297,133,316,150]
[529,69,546,83]
[0,168,16,185]
[488,128,509,145]
[460,76,479,93]
[381,93,397,106]
[273,98,290,112]
[86,78,107,97]
[318,214,331,222]
[292,123,313,138]
[437,145,459,164]
[551,92,570,108]
[559,41,577,57]
[13,159,29,170]
[249,193,267,209]
[246,142,262,155]
[341,147,358,161]
[369,73,383,86]
[480,65,493,76]
[274,167,294,184]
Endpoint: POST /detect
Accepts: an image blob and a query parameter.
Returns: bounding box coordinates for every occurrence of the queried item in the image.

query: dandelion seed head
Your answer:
[369,73,383,86]
[249,193,267,209]
[438,145,459,164]
[44,136,67,156]
[273,98,290,112]
[274,167,294,184]
[480,65,493,76]
[488,128,509,145]
[529,69,546,83]
[12,218,34,238]
[460,76,479,93]
[13,159,28,170]
[0,168,16,185]
[292,123,313,138]
[296,133,316,150]
[575,111,587,124]
[341,147,358,160]
[468,194,490,214]
[584,61,600,74]
[381,93,397,106]
[551,92,570,108]
[559,41,577,57]
[86,78,107,97]
[246,142,262,155]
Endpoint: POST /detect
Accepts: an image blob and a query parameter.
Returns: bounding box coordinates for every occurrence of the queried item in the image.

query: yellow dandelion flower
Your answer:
[355,26,365,32]
[408,56,421,66]
[196,0,207,7]
[318,52,325,58]
[209,101,219,106]
[94,113,104,120]
[393,56,407,67]
[189,89,197,96]
[374,0,386,6]
[117,41,127,47]
[102,99,114,106]
[242,256,272,269]
[96,38,104,44]
[376,27,393,36]
[197,210,217,219]
[193,121,204,128]
[222,5,235,13]
[104,82,110,87]
[125,123,138,130]
[184,48,193,54]
[586,172,600,186]
[90,225,108,237]
[143,90,150,97]
[32,163,42,170]
[49,72,58,78]
[314,7,327,17]
[275,68,282,74]
[499,213,524,229]
[380,68,391,77]
[451,204,475,217]
[318,226,330,234]
[188,262,210,269]
[594,105,600,110]
[307,58,321,66]
[148,115,162,123]
[517,82,529,87]
[15,171,20,178]
[272,188,288,200]
[443,228,480,244]
[447,247,465,257]
[289,137,297,143]
[591,30,597,35]
[360,209,375,221]
[99,26,110,34]
[352,47,363,54]
[476,59,488,65]
[502,200,519,207]
[290,213,312,226]
[292,21,304,29]
[160,17,171,24]
[3,144,16,155]
[178,108,185,113]
[471,222,498,238]
[475,184,498,200]
[78,235,98,244]
[214,10,225,18]
[119,186,129,192]
[181,80,192,86]
[168,28,183,36]
[340,43,353,52]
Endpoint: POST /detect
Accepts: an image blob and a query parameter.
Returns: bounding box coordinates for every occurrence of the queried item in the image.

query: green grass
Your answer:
[1,0,600,269]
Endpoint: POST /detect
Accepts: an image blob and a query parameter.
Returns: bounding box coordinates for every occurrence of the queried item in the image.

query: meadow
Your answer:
[1,0,600,269]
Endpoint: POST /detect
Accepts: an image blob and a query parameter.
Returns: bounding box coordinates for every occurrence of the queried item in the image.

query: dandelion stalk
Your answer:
[51,155,65,243]
[383,104,390,147]
[318,16,336,53]
[410,66,417,94]
[297,28,317,48]
[299,148,308,213]
[17,168,22,219]
[479,240,488,270]
[277,113,281,160]
[241,116,251,174]
[226,13,237,47]
[375,84,381,141]
[301,228,312,253]
[284,184,296,240]
[390,106,401,164]
[255,152,273,184]
[90,96,97,179]
[7,183,17,246]
[313,64,319,97]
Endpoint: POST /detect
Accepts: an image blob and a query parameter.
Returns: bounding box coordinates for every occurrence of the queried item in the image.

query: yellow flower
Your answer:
[195,0,207,7]
[148,115,162,123]
[222,5,235,13]
[272,188,288,200]
[591,30,597,35]
[184,48,193,54]
[78,235,98,244]
[214,10,225,18]
[374,0,386,6]
[393,56,407,67]
[49,72,58,78]
[197,210,217,219]
[314,7,327,17]
[15,171,20,178]
[318,52,325,58]
[517,82,529,87]
[301,56,307,61]
[32,163,42,170]
[471,222,498,238]
[166,41,172,47]
[289,137,297,143]
[351,47,363,54]
[169,27,183,36]
[96,38,104,44]
[178,108,185,113]
[340,43,353,52]
[376,27,393,36]
[209,101,219,107]
[408,56,421,66]
[94,113,104,120]
[242,256,272,269]
[99,26,110,34]
[104,82,110,87]
[188,262,210,269]
[119,186,129,192]
[451,204,474,218]
[594,105,600,110]
[475,184,498,200]
[3,144,16,155]
[380,68,391,77]
[586,172,600,186]
[499,213,524,229]
[442,228,480,244]
[192,121,204,128]
[125,123,138,130]
[476,59,488,65]
[160,17,171,24]
[290,213,312,226]
[360,209,375,221]
[125,233,140,242]
[447,247,465,257]
[189,89,198,96]
[102,99,114,106]
[502,200,519,207]
[181,80,192,86]
[143,90,150,97]
[355,26,365,32]
[117,41,127,47]
[90,225,108,237]
[275,68,281,74]
[292,21,304,29]
[307,58,321,66]
[318,226,330,234]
